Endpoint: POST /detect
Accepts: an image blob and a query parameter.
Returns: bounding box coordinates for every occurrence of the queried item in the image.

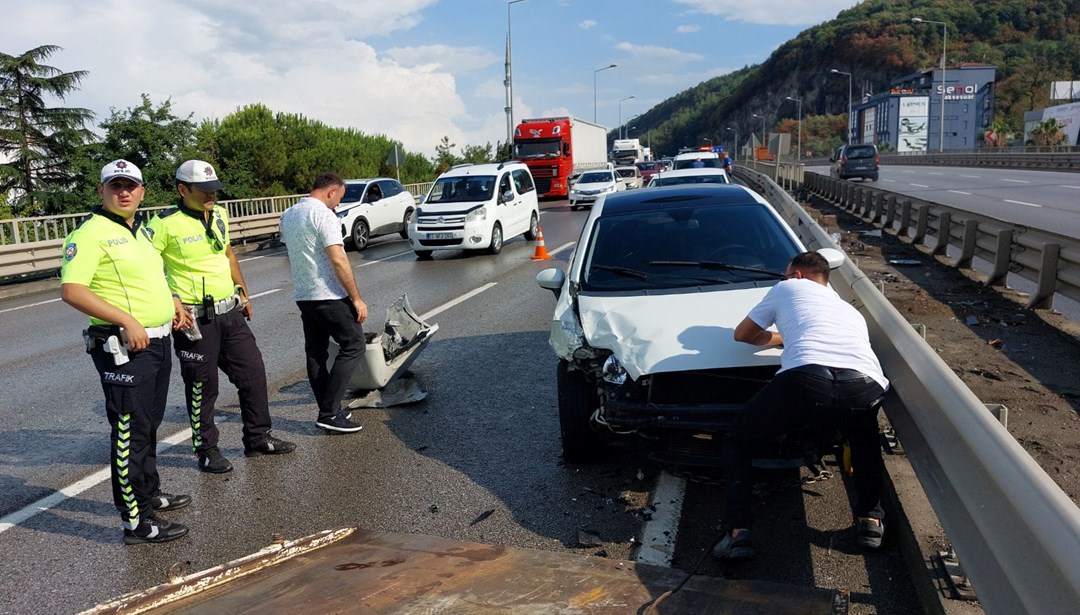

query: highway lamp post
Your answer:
[593,64,617,124]
[752,114,766,160]
[912,17,947,152]
[786,96,803,162]
[505,0,526,153]
[830,69,853,144]
[618,95,635,139]
[726,127,737,162]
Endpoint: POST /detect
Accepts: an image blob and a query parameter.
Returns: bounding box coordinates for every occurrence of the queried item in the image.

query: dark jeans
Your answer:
[174,307,272,451]
[297,299,365,422]
[722,365,886,530]
[90,335,172,529]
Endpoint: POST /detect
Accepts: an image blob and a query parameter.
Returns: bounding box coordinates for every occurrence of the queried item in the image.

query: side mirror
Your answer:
[817,247,846,269]
[502,190,514,203]
[418,194,427,204]
[536,268,566,298]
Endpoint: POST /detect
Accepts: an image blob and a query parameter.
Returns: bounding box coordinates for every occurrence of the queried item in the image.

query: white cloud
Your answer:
[676,25,701,33]
[384,45,499,73]
[614,43,703,66]
[579,19,598,29]
[672,0,861,26]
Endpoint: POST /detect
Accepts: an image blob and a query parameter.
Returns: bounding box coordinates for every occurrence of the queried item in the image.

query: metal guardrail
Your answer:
[737,166,1080,615]
[0,183,434,279]
[881,150,1080,172]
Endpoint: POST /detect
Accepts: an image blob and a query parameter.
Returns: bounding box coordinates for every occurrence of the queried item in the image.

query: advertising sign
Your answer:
[898,96,929,153]
[1042,102,1080,146]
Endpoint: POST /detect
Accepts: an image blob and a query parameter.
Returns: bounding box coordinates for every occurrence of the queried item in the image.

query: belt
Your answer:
[186,294,241,318]
[144,323,172,339]
[788,364,871,381]
[87,323,171,340]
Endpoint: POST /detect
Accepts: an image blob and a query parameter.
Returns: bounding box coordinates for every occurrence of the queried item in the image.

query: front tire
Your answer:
[556,360,601,463]
[400,209,413,239]
[524,212,539,240]
[351,219,370,251]
[487,223,503,255]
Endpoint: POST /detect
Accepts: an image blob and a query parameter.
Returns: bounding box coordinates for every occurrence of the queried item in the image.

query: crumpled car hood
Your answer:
[571,288,781,380]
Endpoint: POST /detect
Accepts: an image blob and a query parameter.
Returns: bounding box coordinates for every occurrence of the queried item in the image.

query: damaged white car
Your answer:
[536,185,844,463]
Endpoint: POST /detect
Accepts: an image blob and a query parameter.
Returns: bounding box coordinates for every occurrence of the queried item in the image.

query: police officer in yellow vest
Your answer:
[61,160,192,545]
[147,160,295,474]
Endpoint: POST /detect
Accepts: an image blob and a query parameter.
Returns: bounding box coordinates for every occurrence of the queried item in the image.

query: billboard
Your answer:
[898,96,929,153]
[1051,81,1080,101]
[1041,102,1080,146]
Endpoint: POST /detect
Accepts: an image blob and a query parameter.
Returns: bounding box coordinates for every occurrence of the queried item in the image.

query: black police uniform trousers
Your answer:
[722,365,886,531]
[90,335,171,529]
[296,298,365,422]
[173,306,271,452]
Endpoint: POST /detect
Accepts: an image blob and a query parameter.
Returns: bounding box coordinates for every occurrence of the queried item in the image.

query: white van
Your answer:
[408,162,540,259]
[672,150,721,170]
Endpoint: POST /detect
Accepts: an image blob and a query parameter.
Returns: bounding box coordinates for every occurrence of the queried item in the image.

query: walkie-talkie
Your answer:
[202,277,216,322]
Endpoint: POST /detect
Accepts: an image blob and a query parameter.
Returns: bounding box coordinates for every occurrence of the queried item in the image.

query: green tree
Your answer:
[1026,118,1066,147]
[0,45,94,216]
[434,136,459,173]
[460,142,494,164]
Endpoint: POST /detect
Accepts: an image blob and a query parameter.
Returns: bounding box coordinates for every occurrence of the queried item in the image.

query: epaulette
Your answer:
[156,208,182,219]
[72,212,95,231]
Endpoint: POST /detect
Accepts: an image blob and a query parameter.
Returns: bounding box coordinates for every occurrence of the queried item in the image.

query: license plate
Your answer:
[427,232,454,240]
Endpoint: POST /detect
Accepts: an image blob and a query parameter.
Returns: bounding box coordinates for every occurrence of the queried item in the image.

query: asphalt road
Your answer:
[1,197,926,614]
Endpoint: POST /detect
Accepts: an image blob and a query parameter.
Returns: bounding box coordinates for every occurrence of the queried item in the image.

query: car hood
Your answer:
[573,287,781,379]
[418,200,486,214]
[573,181,615,191]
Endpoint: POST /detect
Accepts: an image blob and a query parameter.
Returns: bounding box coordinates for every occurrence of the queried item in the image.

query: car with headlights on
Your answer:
[614,165,643,190]
[569,167,624,210]
[535,184,844,463]
[335,178,416,250]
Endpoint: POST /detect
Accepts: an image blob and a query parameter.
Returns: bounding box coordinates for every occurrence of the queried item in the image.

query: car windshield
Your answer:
[616,169,637,178]
[514,140,560,159]
[426,176,496,203]
[651,174,729,186]
[845,146,876,159]
[340,183,368,204]
[579,171,614,183]
[673,157,720,169]
[579,202,801,291]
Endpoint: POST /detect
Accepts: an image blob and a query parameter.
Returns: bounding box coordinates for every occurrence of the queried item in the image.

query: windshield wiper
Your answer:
[649,260,785,278]
[592,264,731,286]
[592,264,650,279]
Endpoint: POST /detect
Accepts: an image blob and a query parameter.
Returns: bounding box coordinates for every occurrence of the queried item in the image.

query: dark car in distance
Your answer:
[830,144,879,181]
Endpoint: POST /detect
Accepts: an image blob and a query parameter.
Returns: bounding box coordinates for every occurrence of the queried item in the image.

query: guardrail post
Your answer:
[870,193,885,223]
[913,204,929,245]
[899,199,913,239]
[956,220,978,269]
[985,229,1013,287]
[884,195,897,230]
[932,211,951,256]
[1028,243,1060,309]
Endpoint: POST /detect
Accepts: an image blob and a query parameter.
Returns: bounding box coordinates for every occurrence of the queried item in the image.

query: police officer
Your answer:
[61,160,192,545]
[148,160,295,473]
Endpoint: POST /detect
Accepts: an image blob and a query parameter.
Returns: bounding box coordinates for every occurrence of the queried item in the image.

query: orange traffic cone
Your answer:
[531,225,551,260]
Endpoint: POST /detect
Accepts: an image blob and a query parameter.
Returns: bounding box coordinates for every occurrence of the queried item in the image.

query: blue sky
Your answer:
[7,0,862,156]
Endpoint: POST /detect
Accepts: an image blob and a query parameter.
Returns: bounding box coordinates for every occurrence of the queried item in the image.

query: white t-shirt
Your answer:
[279,196,347,301]
[747,278,889,390]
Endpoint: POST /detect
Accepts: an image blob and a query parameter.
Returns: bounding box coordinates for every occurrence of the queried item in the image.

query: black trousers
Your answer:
[722,365,886,530]
[173,307,272,452]
[297,299,365,422]
[90,335,172,529]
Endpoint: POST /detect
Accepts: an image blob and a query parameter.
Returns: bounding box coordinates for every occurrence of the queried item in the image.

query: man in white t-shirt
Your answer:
[714,251,889,560]
[279,173,368,433]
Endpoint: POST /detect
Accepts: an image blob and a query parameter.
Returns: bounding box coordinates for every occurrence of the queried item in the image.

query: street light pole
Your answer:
[786,96,803,161]
[593,64,617,124]
[618,95,635,139]
[913,17,947,152]
[726,126,737,162]
[752,113,766,160]
[505,0,526,152]
[830,69,853,144]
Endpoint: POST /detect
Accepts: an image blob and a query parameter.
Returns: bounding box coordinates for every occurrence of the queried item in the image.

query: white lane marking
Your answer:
[0,297,61,314]
[355,251,412,268]
[1063,185,1080,190]
[928,172,943,176]
[419,282,498,321]
[959,174,980,179]
[910,183,929,188]
[0,428,192,535]
[881,179,896,183]
[238,255,264,262]
[1001,179,1030,184]
[633,471,686,567]
[548,242,575,257]
[1004,199,1042,208]
[948,190,972,196]
[249,289,282,299]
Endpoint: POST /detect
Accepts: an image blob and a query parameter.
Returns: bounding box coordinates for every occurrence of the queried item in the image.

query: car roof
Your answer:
[673,151,719,160]
[438,161,525,177]
[652,168,728,178]
[593,184,761,216]
[344,177,397,184]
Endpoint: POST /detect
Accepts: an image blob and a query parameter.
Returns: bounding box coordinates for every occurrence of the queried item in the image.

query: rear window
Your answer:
[844,145,876,159]
[673,157,720,170]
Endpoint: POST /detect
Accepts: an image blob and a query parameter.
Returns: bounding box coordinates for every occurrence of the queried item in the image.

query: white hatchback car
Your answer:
[614,165,643,190]
[646,167,730,187]
[335,178,415,250]
[569,168,624,210]
[408,162,540,259]
[536,184,843,463]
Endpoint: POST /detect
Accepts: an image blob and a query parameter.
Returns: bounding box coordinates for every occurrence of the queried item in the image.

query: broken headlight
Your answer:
[601,354,627,385]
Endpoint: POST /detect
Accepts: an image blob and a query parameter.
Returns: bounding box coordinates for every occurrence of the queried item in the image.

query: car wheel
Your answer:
[399,209,412,239]
[556,359,601,463]
[487,223,503,255]
[869,175,879,182]
[524,212,539,240]
[415,250,433,260]
[351,219,370,251]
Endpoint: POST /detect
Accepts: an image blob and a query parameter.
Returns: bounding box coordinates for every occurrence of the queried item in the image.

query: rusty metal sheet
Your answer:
[85,528,843,614]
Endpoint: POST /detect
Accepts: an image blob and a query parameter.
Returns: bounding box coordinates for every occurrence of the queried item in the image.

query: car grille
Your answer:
[416,214,467,230]
[647,366,777,405]
[417,238,463,246]
[535,178,552,194]
[531,166,558,178]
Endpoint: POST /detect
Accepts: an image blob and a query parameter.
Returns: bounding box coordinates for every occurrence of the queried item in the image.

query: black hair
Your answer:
[312,172,344,191]
[789,251,830,281]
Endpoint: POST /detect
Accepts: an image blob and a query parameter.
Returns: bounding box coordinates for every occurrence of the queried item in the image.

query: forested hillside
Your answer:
[638,0,1080,157]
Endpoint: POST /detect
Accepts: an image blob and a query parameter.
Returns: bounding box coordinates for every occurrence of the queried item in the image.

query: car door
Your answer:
[377,179,410,233]
[497,172,519,233]
[511,169,536,232]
